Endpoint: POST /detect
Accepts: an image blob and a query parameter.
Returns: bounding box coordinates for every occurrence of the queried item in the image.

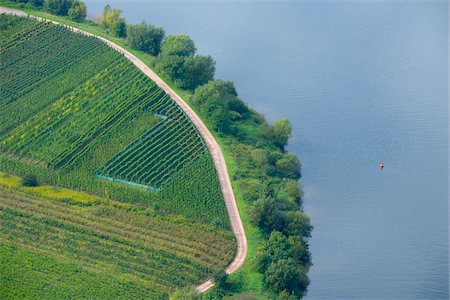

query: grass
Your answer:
[0,2,273,297]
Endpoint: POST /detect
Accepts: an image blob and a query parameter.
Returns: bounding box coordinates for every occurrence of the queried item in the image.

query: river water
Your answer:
[85,1,448,298]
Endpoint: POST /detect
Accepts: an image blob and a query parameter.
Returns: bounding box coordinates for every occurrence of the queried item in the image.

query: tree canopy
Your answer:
[256,231,310,297]
[68,0,87,22]
[101,4,126,37]
[126,21,165,56]
[160,35,196,57]
[276,152,301,179]
[273,118,293,149]
[155,35,215,90]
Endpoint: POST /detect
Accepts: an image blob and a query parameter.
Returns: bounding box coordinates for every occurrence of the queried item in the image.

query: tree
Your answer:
[160,34,196,57]
[265,258,300,293]
[276,152,301,179]
[126,21,165,55]
[256,232,310,297]
[287,235,310,264]
[282,179,304,203]
[111,17,126,37]
[193,80,237,107]
[251,148,268,169]
[100,4,126,37]
[156,54,186,83]
[68,0,86,22]
[44,0,73,16]
[208,102,230,133]
[156,35,215,90]
[191,80,243,133]
[100,4,111,27]
[282,211,312,238]
[182,55,215,90]
[250,198,285,234]
[273,118,292,149]
[31,0,45,6]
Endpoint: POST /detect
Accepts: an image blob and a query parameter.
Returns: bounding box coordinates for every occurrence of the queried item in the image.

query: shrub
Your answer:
[21,174,38,186]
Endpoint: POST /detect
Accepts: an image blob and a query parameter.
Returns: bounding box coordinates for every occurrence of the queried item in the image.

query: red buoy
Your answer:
[379,162,384,170]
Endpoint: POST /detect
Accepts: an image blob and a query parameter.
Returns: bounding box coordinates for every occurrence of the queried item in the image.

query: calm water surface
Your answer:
[86,1,448,298]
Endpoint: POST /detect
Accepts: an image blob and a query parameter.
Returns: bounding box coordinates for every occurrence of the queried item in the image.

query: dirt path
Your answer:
[0,6,247,293]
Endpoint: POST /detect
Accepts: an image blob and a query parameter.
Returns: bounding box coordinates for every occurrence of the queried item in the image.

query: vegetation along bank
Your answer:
[0,0,313,299]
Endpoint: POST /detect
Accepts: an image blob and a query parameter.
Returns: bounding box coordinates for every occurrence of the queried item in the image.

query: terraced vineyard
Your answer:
[0,14,234,297]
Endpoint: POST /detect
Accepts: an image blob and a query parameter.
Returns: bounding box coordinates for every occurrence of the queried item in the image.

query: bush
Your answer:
[276,152,301,179]
[160,34,196,57]
[68,0,86,22]
[21,174,38,187]
[126,21,165,56]
[44,0,73,16]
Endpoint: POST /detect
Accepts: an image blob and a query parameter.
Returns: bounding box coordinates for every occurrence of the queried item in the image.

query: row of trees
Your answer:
[189,75,310,297]
[97,5,215,91]
[13,1,312,297]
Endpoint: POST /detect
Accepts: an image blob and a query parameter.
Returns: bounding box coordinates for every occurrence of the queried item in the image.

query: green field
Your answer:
[0,184,235,298]
[0,14,235,297]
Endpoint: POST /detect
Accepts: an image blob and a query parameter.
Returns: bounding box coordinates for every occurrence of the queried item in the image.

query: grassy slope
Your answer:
[0,2,270,297]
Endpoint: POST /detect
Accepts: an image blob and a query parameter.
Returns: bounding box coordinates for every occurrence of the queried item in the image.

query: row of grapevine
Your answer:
[0,15,232,231]
[97,94,207,188]
[0,185,235,295]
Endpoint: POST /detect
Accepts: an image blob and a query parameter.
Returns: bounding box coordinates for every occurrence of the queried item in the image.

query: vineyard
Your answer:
[0,14,235,297]
[0,184,235,298]
[97,91,207,189]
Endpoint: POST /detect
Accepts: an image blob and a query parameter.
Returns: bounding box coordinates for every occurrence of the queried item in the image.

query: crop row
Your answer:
[97,89,207,188]
[0,186,235,294]
[0,51,119,135]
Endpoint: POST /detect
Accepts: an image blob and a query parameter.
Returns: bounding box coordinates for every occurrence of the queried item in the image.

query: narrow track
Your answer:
[0,6,247,292]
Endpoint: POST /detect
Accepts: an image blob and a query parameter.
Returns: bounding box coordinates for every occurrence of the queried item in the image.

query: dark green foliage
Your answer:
[256,231,310,297]
[272,118,293,149]
[192,80,251,133]
[21,174,38,186]
[276,152,301,179]
[43,0,73,16]
[111,17,126,38]
[155,35,215,90]
[264,258,306,295]
[250,197,312,238]
[160,34,196,57]
[6,0,45,6]
[126,21,165,55]
[251,148,269,169]
[67,0,86,22]
[31,0,44,5]
[182,55,215,90]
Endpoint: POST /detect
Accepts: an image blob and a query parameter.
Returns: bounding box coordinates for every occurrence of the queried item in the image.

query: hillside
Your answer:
[0,14,236,298]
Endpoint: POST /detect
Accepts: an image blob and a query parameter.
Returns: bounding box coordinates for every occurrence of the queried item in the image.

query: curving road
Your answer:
[0,6,247,293]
